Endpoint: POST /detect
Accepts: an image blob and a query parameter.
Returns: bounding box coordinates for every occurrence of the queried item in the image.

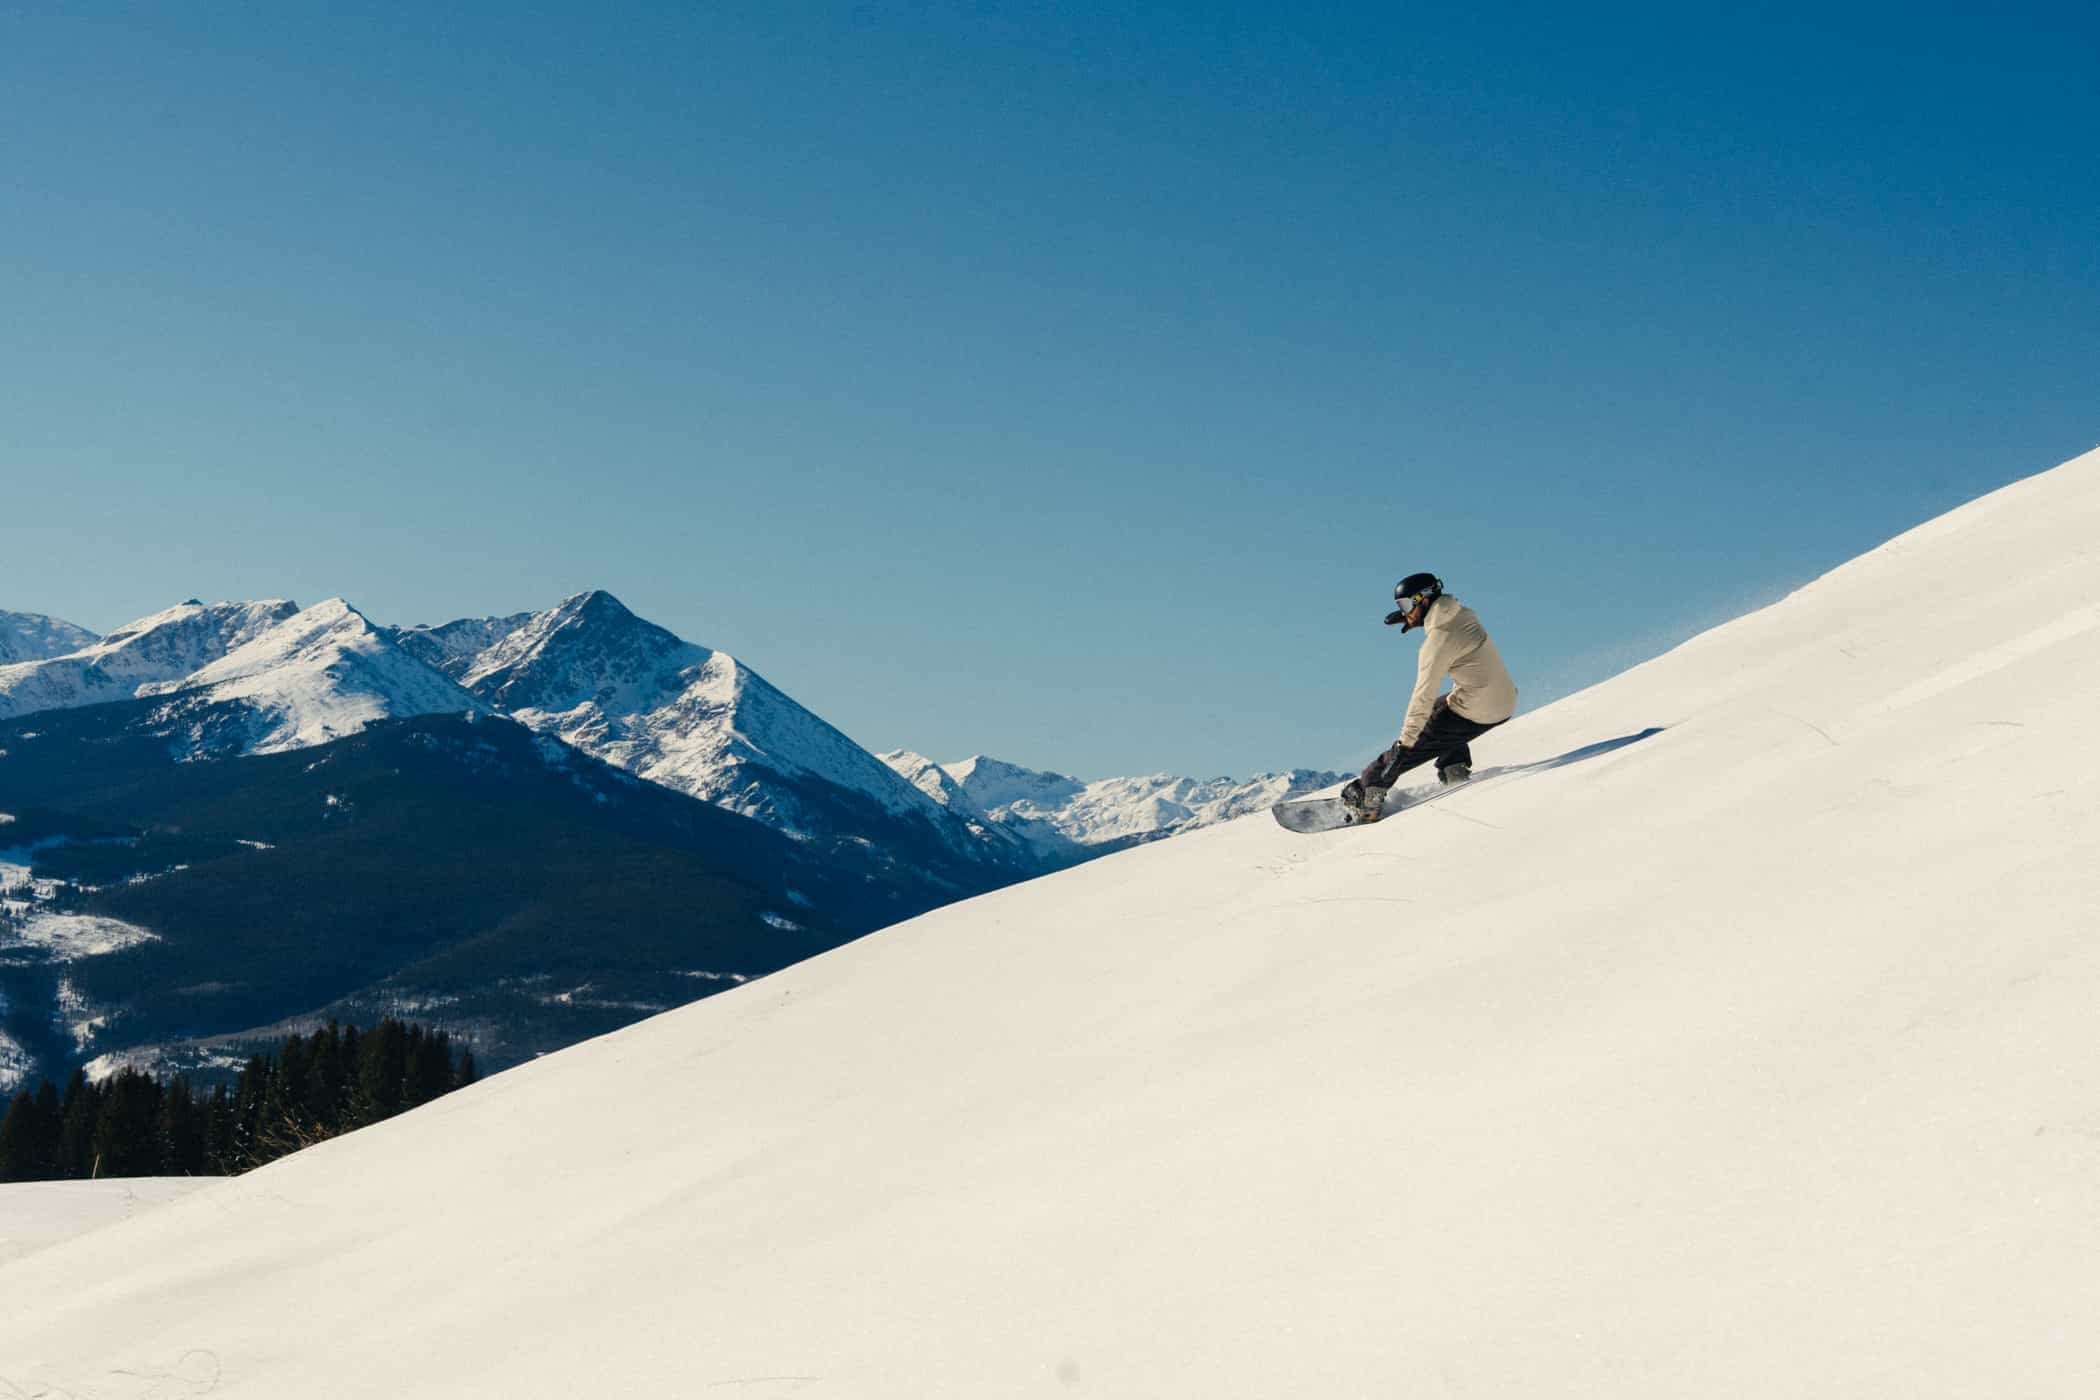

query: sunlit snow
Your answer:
[4,913,159,960]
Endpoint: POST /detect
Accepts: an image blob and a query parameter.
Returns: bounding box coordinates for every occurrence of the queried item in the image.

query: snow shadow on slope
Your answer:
[1403,726,1667,807]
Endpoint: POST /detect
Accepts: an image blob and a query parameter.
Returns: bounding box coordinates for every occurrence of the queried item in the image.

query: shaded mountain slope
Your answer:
[0,702,958,1083]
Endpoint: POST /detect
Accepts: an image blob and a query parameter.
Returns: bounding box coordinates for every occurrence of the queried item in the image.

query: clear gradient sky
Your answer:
[3,3,2095,778]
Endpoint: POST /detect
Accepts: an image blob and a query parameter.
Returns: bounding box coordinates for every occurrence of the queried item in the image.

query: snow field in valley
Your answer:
[2,450,2099,1397]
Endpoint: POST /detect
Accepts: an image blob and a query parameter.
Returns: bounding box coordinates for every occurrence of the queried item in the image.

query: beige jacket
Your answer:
[1398,595,1518,747]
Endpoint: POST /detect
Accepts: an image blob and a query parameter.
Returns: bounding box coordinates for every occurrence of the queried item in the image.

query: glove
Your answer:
[1383,608,1408,627]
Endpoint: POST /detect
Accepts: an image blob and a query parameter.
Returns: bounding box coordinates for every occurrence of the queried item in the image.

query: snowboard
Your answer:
[1271,776,1475,832]
[1271,793,1384,833]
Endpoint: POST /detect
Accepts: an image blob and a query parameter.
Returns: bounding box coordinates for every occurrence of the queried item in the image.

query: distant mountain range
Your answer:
[879,750,1345,861]
[3,595,1336,864]
[0,595,1338,1091]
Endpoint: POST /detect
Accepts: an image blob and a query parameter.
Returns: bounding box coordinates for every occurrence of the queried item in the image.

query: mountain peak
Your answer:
[414,605,1015,866]
[96,598,298,649]
[555,588,634,620]
[0,599,302,721]
[451,592,703,714]
[0,610,98,666]
[135,599,483,754]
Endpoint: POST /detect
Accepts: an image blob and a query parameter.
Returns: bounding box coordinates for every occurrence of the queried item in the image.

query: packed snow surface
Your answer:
[0,1180,217,1268]
[7,450,2100,1397]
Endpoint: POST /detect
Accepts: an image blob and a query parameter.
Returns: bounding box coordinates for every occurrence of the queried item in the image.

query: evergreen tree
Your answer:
[227,1054,272,1174]
[0,1017,470,1181]
[158,1075,208,1176]
[304,1021,346,1130]
[28,1079,64,1178]
[272,1032,310,1130]
[58,1070,98,1178]
[205,1082,236,1174]
[0,1092,40,1181]
[91,1069,164,1178]
[359,1018,408,1121]
[404,1024,453,1109]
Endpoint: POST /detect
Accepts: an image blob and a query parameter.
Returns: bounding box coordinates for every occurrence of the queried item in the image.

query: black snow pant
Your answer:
[1360,696,1503,792]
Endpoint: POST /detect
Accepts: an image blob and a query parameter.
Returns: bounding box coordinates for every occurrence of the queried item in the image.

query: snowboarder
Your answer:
[1338,573,1518,822]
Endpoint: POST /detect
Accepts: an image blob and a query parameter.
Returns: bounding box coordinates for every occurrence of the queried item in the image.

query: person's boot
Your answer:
[1438,763,1471,787]
[1340,779,1388,822]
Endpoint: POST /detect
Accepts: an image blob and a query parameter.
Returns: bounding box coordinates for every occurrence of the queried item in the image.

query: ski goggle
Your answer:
[1393,592,1430,615]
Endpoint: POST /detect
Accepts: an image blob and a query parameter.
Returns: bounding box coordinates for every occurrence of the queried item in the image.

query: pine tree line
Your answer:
[0,1018,477,1181]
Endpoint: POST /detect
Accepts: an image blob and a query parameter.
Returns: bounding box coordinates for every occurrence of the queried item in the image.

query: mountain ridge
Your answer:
[6,589,1339,873]
[0,599,299,722]
[0,611,97,667]
[881,747,1348,853]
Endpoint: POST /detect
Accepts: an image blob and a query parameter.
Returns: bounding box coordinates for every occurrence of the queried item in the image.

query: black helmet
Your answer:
[1385,573,1443,630]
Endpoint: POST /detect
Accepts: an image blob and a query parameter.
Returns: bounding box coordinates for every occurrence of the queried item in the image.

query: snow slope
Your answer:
[6,449,2100,1396]
[134,598,482,753]
[0,1180,214,1269]
[0,610,96,666]
[0,599,297,721]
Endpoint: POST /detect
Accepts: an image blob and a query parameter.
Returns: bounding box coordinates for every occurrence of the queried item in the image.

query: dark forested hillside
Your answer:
[0,700,1010,1088]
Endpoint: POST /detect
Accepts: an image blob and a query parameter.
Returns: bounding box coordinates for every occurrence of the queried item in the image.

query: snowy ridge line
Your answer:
[399,589,1008,864]
[133,598,487,754]
[0,610,98,667]
[0,599,299,722]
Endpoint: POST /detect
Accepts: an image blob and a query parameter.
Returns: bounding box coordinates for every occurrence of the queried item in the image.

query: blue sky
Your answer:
[3,2,2094,777]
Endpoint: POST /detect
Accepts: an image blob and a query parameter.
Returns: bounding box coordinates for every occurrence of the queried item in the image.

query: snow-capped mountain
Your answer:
[0,599,297,721]
[401,591,1032,873]
[136,599,485,754]
[10,447,2098,1398]
[389,608,536,676]
[3,588,1320,872]
[882,748,1346,856]
[0,610,96,666]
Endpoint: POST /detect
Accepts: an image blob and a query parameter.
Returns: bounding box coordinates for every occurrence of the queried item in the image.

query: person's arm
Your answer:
[1397,627,1461,747]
